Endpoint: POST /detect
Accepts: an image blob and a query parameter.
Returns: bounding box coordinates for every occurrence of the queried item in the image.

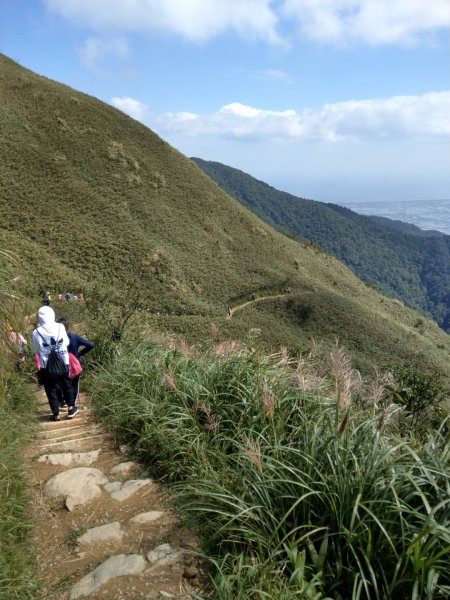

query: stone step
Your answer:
[38,430,101,444]
[37,421,96,433]
[37,433,114,450]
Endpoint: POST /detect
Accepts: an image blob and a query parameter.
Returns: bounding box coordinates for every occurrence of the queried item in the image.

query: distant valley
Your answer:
[343,198,450,237]
[192,157,450,333]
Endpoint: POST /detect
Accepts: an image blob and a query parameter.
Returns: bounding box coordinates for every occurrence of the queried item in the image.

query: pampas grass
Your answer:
[90,339,450,599]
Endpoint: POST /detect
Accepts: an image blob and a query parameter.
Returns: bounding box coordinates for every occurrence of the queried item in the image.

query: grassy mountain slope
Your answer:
[191,157,450,331]
[1,54,449,379]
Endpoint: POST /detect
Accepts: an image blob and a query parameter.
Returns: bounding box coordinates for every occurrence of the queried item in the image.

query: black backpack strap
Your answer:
[36,329,48,345]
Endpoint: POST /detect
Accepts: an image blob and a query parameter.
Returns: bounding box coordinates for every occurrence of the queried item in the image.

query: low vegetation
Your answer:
[0,252,38,599]
[90,339,450,599]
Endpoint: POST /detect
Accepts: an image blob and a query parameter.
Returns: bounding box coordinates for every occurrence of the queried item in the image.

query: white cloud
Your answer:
[252,69,294,83]
[79,37,130,72]
[45,0,282,45]
[45,0,449,47]
[282,0,450,45]
[111,96,149,121]
[155,91,450,142]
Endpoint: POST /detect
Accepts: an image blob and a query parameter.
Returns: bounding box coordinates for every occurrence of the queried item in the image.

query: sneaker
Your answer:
[50,414,61,421]
[67,406,79,419]
[59,402,68,408]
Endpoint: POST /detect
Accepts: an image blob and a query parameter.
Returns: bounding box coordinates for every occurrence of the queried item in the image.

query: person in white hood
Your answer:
[32,305,78,421]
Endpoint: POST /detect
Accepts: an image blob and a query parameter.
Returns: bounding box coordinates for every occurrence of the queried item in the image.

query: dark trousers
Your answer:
[40,368,74,416]
[72,375,80,404]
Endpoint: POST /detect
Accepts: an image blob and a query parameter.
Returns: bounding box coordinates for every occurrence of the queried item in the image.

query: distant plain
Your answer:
[343,198,450,235]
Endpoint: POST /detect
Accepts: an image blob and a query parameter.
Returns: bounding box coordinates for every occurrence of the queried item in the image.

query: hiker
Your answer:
[64,292,71,302]
[43,291,51,306]
[6,323,27,371]
[31,306,77,421]
[57,293,64,302]
[251,293,256,301]
[227,304,233,317]
[57,318,94,405]
[78,292,84,301]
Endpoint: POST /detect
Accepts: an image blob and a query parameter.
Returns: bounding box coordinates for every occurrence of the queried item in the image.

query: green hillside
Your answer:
[191,157,450,332]
[1,54,450,379]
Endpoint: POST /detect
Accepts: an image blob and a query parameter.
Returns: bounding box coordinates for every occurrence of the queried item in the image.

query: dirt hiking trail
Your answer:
[26,389,203,600]
[226,293,288,319]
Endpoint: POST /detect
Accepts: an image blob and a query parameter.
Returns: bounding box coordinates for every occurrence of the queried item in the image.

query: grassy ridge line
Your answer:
[0,53,301,305]
[90,340,450,599]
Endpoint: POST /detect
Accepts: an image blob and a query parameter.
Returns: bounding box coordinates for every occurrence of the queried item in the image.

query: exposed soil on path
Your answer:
[25,389,204,600]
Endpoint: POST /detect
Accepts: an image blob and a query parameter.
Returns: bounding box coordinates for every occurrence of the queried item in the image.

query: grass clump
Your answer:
[0,375,37,599]
[90,340,450,599]
[0,253,38,599]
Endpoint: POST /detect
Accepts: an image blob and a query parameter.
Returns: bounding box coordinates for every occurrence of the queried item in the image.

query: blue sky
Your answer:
[2,0,449,204]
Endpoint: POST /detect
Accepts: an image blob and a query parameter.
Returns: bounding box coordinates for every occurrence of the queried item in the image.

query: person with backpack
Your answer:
[57,318,94,406]
[31,306,77,421]
[43,291,51,306]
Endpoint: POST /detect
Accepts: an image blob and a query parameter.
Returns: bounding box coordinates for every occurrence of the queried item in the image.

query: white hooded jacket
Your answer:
[32,306,70,368]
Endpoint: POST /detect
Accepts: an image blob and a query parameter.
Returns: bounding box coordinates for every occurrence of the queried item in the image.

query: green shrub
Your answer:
[389,368,448,436]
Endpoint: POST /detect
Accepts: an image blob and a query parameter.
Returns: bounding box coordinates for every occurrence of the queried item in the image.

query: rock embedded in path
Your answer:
[108,478,153,502]
[77,522,124,547]
[119,443,132,455]
[129,510,164,524]
[37,450,100,466]
[43,467,108,511]
[69,554,146,599]
[146,543,184,570]
[110,461,138,475]
[103,481,121,493]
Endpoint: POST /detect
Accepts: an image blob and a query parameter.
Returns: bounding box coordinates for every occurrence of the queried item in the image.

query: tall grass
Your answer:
[0,251,38,599]
[91,340,449,599]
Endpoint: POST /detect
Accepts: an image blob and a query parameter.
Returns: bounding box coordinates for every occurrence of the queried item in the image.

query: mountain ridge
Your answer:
[191,157,450,332]
[1,53,449,379]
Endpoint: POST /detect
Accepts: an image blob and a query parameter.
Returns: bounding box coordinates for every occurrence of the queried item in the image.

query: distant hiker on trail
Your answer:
[31,306,77,421]
[65,292,71,302]
[57,293,64,302]
[251,293,256,301]
[57,318,94,406]
[227,304,233,317]
[78,292,84,301]
[43,291,51,306]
